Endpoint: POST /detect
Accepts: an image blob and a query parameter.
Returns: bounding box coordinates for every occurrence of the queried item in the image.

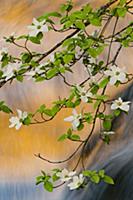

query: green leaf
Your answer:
[74,99,81,107]
[83,170,100,184]
[41,170,46,176]
[23,116,31,125]
[91,84,99,94]
[46,68,58,79]
[75,21,85,30]
[90,174,100,184]
[37,104,46,114]
[64,20,73,29]
[119,0,126,6]
[51,105,60,116]
[29,36,41,44]
[103,120,112,131]
[17,35,28,40]
[88,46,104,58]
[89,14,102,26]
[16,75,23,82]
[58,134,67,142]
[44,181,53,192]
[63,54,74,64]
[84,113,93,124]
[98,170,105,178]
[52,173,60,182]
[70,134,80,141]
[77,123,84,131]
[62,38,73,47]
[60,1,73,12]
[94,100,101,109]
[67,128,72,137]
[99,78,109,88]
[116,7,127,17]
[36,176,44,185]
[43,109,53,116]
[82,4,92,15]
[70,11,86,21]
[83,170,92,177]
[114,109,121,116]
[65,101,75,108]
[37,32,43,40]
[35,76,46,82]
[0,104,12,114]
[103,175,114,185]
[21,53,32,63]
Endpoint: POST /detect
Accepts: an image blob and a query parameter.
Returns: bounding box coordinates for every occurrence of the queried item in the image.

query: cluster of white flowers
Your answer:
[25,54,55,80]
[0,62,21,81]
[25,64,44,80]
[9,109,28,130]
[76,85,93,103]
[27,18,48,37]
[104,65,128,85]
[64,109,82,130]
[56,169,84,190]
[67,174,84,190]
[111,97,130,112]
[63,98,130,135]
[56,168,76,182]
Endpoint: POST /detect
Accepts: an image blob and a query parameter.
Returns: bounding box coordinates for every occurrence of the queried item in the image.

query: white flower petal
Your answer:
[120,104,130,112]
[111,103,119,110]
[118,73,127,83]
[81,95,88,103]
[104,70,113,76]
[64,116,74,122]
[41,25,48,32]
[109,76,117,85]
[32,18,40,26]
[15,122,22,130]
[22,111,28,120]
[17,109,22,118]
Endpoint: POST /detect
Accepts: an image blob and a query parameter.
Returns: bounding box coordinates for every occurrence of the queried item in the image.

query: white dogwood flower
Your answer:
[56,169,76,182]
[0,47,8,61]
[104,65,128,85]
[9,109,28,130]
[67,174,84,190]
[64,109,82,130]
[28,18,48,37]
[2,62,20,81]
[25,64,44,80]
[76,85,93,103]
[111,97,130,112]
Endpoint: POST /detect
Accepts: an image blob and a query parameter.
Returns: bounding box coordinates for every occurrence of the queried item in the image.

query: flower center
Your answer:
[81,92,86,96]
[116,71,120,76]
[37,25,41,29]
[117,102,122,106]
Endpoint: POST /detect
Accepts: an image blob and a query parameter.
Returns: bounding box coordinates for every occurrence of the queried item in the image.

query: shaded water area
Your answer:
[63,84,133,200]
[0,182,61,200]
[0,0,133,199]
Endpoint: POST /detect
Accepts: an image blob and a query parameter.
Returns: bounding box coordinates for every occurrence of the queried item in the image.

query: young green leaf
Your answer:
[58,134,68,142]
[44,181,53,192]
[103,175,114,185]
